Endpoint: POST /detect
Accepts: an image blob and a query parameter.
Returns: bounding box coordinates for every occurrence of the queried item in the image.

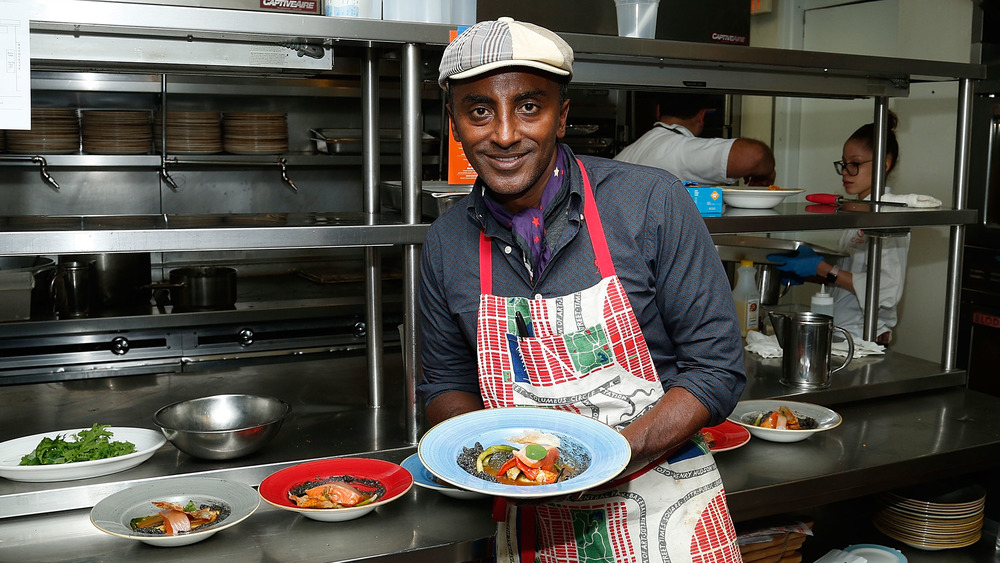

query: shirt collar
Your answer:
[653,121,695,137]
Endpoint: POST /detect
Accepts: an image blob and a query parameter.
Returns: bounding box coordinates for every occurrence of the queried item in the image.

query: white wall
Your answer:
[746,0,973,361]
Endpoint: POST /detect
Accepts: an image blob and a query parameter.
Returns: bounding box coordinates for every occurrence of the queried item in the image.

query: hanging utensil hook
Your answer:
[160,157,180,191]
[31,156,60,191]
[278,157,298,193]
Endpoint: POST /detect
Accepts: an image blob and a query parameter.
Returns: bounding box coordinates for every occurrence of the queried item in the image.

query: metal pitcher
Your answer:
[768,311,854,389]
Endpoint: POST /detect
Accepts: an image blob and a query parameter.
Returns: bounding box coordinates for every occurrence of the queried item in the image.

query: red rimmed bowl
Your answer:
[259,458,413,522]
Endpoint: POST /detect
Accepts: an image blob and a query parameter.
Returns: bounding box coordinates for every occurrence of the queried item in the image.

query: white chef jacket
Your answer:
[614,122,737,185]
[831,189,911,341]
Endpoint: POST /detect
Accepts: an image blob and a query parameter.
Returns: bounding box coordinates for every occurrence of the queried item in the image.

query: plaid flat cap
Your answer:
[438,17,574,88]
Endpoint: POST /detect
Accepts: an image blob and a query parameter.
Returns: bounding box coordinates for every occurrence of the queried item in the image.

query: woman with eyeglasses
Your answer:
[769,111,910,346]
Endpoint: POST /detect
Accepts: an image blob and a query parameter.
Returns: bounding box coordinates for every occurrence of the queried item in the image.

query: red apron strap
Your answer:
[479,230,493,295]
[577,158,616,279]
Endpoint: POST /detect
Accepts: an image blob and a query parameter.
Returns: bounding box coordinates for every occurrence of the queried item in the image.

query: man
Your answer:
[419,17,746,563]
[615,92,776,186]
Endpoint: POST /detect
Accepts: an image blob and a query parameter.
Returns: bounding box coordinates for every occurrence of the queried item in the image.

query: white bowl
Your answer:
[727,399,841,443]
[721,188,804,209]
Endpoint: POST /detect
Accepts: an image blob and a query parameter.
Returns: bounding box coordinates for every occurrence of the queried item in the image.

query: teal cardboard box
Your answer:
[684,183,723,216]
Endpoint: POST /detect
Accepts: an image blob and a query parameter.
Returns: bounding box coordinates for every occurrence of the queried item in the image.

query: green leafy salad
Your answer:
[19,424,137,466]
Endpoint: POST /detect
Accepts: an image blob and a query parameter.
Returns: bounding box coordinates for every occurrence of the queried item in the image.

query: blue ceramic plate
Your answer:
[418,407,631,499]
[401,453,486,500]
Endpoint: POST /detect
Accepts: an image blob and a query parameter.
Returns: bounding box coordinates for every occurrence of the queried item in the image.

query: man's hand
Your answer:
[425,391,484,426]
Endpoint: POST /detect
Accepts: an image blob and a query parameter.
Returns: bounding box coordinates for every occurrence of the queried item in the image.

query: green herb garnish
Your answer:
[19,424,137,466]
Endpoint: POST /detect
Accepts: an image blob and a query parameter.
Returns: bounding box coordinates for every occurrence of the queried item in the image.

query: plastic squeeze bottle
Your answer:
[733,260,760,337]
[811,284,835,317]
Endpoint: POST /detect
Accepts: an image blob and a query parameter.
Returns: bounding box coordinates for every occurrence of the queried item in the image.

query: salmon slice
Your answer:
[291,481,367,508]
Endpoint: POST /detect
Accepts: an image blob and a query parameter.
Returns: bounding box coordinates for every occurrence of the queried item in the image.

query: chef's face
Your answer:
[841,138,892,200]
[447,69,569,211]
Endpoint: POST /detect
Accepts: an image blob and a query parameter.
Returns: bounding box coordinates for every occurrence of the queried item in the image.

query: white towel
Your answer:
[880,193,942,208]
[744,331,783,358]
[831,338,885,358]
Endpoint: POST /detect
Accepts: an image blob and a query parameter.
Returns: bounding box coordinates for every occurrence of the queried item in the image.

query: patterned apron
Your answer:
[476,159,741,563]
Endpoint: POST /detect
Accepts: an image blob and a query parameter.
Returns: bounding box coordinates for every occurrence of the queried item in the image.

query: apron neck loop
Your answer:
[478,158,616,295]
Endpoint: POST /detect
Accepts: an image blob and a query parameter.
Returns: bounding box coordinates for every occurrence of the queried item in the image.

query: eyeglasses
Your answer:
[833,160,872,176]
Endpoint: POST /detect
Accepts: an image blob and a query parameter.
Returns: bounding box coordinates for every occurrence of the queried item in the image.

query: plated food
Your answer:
[0,427,165,482]
[418,407,630,499]
[462,430,581,486]
[258,458,413,522]
[90,477,259,547]
[700,420,751,452]
[400,453,486,500]
[19,423,136,465]
[721,187,804,209]
[727,400,842,443]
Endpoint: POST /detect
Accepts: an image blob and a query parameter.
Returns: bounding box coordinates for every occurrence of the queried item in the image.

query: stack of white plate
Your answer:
[222,112,288,154]
[81,110,153,154]
[154,110,223,154]
[873,483,985,551]
[7,108,80,154]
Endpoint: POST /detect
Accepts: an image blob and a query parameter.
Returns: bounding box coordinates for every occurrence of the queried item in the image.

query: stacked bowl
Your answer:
[222,112,288,154]
[7,108,80,153]
[154,110,223,154]
[873,483,985,550]
[81,110,153,154]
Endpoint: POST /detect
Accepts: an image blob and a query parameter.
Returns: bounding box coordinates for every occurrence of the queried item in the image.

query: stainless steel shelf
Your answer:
[26,1,984,97]
[0,154,438,167]
[706,203,978,234]
[0,214,429,255]
[721,388,1000,523]
[741,350,968,406]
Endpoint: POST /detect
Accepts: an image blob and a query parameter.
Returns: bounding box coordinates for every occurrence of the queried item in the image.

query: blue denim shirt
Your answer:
[417,145,746,425]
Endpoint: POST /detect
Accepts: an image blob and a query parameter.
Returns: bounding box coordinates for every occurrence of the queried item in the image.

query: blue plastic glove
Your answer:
[767,245,823,278]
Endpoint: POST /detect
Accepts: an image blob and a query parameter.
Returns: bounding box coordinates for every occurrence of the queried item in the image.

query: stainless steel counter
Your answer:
[1,354,999,561]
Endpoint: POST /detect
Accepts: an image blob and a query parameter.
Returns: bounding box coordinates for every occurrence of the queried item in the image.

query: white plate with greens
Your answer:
[0,426,166,482]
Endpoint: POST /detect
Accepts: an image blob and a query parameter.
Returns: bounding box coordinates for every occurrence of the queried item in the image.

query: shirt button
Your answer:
[535,293,543,299]
[504,246,512,254]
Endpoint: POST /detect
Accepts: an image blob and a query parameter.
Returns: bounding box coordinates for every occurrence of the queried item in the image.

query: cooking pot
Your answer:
[0,257,57,318]
[152,267,238,312]
[61,253,152,315]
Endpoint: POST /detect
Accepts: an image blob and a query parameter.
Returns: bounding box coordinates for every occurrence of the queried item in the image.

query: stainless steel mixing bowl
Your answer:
[153,394,290,460]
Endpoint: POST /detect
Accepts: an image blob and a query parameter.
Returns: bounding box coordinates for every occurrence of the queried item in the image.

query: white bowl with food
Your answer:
[721,187,804,209]
[727,400,841,443]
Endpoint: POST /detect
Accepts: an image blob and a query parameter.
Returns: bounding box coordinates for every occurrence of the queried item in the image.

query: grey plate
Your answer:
[90,477,259,547]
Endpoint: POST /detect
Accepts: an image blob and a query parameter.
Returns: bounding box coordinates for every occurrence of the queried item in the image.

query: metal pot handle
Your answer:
[830,326,854,374]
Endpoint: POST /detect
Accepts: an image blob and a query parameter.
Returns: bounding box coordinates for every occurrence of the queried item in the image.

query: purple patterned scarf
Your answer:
[483,146,568,278]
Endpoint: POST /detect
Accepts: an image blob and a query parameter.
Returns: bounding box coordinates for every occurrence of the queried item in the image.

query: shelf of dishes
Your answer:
[0,110,440,161]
